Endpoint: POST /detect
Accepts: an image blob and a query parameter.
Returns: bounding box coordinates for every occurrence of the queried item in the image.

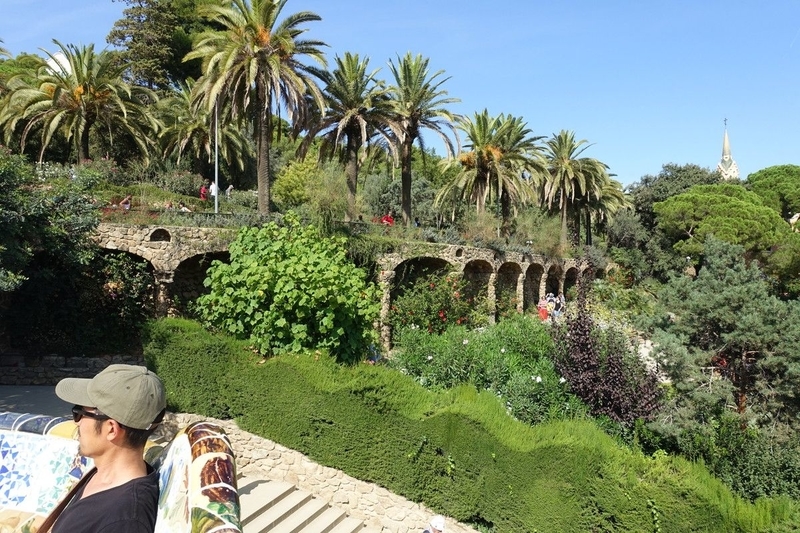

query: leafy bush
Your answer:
[390,272,479,337]
[196,212,380,363]
[553,279,663,428]
[391,315,584,425]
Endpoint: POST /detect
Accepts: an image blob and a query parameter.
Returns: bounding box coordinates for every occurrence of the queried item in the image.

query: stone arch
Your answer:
[149,228,171,242]
[463,259,494,304]
[390,257,454,301]
[496,262,522,317]
[564,267,580,297]
[524,263,545,311]
[545,264,562,296]
[171,252,231,316]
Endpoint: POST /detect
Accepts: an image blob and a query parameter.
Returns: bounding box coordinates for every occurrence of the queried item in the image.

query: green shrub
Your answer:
[391,315,585,425]
[142,318,246,418]
[196,212,380,363]
[143,317,799,533]
[390,272,477,337]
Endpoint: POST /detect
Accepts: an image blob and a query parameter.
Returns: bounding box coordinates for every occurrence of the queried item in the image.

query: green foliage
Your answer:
[676,413,800,501]
[390,315,585,425]
[196,212,380,362]
[0,148,98,292]
[654,183,788,260]
[144,317,800,532]
[653,237,800,433]
[7,251,152,354]
[273,156,316,209]
[628,163,722,230]
[142,318,244,418]
[390,272,477,337]
[746,164,800,219]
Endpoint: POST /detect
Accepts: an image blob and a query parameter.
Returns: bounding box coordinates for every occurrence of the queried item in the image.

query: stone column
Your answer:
[516,272,526,314]
[487,272,497,325]
[153,270,175,318]
[378,270,395,352]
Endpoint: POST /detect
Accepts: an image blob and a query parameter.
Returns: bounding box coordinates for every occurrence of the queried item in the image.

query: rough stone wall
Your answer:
[162,413,480,533]
[93,223,234,272]
[0,354,144,385]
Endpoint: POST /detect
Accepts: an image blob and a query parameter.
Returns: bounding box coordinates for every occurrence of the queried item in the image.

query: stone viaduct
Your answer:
[93,223,592,345]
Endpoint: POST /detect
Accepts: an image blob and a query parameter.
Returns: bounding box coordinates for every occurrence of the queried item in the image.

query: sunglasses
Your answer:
[72,405,111,423]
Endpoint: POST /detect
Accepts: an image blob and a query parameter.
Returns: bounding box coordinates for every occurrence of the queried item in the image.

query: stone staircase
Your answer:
[239,477,381,533]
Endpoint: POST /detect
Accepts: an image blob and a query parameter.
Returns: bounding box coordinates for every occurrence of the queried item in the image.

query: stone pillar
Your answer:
[154,270,175,318]
[487,272,497,325]
[378,270,395,352]
[539,275,548,300]
[516,272,526,314]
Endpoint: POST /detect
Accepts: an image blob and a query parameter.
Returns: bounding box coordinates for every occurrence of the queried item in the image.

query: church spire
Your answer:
[717,119,739,180]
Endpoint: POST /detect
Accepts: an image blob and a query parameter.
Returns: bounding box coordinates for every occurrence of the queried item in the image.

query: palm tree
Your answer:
[158,79,251,173]
[540,130,609,250]
[580,175,630,246]
[302,52,396,220]
[0,40,159,163]
[186,0,327,215]
[0,40,9,58]
[437,110,545,234]
[387,52,458,226]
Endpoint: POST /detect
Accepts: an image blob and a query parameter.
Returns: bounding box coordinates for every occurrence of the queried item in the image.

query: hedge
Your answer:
[142,318,799,532]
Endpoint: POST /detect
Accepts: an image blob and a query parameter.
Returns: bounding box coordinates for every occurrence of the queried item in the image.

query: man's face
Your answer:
[74,406,110,457]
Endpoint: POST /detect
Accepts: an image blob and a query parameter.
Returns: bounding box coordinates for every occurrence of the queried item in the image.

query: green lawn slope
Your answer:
[143,318,798,532]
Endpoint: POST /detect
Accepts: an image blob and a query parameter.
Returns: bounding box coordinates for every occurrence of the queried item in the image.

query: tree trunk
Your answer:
[344,128,361,222]
[559,190,569,249]
[585,210,593,246]
[400,138,413,226]
[78,120,93,163]
[256,84,271,216]
[500,185,511,238]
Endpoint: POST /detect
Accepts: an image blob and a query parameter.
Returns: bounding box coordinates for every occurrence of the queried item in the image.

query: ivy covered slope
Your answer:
[143,319,798,533]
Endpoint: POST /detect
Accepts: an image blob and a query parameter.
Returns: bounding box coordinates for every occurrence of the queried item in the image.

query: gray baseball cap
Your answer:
[56,364,166,430]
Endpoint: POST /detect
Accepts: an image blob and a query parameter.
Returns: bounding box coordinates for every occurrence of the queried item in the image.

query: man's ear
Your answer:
[105,419,124,442]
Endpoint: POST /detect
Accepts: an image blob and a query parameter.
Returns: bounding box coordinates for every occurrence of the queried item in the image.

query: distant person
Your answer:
[380,211,395,226]
[225,184,234,199]
[178,201,191,212]
[119,195,132,211]
[424,515,445,533]
[537,296,549,321]
[209,180,218,199]
[49,364,166,533]
[414,217,421,228]
[199,182,209,201]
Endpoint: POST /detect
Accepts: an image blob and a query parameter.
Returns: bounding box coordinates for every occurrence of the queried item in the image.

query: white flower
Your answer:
[427,355,433,361]
[559,377,566,384]
[535,376,542,383]
[500,348,506,354]
[463,339,469,345]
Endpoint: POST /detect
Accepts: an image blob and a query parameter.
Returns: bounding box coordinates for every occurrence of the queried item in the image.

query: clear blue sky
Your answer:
[2,0,799,186]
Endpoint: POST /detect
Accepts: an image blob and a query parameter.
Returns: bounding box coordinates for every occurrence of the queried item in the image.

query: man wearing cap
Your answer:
[50,364,166,533]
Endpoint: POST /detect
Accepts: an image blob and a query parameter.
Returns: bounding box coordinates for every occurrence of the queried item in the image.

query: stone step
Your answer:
[244,487,312,532]
[295,507,352,533]
[237,476,380,533]
[239,478,296,527]
[326,516,370,533]
[273,498,330,533]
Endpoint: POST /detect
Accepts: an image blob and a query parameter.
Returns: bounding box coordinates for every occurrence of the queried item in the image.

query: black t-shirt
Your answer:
[52,466,159,533]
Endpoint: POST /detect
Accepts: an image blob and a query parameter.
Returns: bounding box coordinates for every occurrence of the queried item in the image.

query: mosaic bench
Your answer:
[0,412,241,533]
